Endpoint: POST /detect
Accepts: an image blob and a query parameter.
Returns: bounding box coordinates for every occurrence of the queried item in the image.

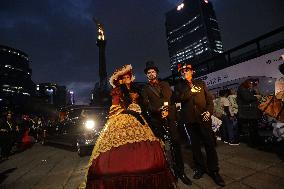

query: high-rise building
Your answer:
[165,0,223,73]
[0,45,35,111]
[36,83,71,107]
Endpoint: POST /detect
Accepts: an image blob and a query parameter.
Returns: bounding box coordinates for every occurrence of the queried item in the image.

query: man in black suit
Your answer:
[174,63,225,187]
[141,61,192,186]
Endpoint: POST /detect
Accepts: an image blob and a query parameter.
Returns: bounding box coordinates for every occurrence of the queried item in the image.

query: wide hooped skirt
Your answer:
[85,140,175,189]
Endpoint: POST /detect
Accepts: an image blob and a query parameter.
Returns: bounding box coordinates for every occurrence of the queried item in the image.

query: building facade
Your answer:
[0,45,35,111]
[165,0,223,73]
[36,83,72,108]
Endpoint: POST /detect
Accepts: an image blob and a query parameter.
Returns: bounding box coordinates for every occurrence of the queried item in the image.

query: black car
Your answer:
[43,106,108,156]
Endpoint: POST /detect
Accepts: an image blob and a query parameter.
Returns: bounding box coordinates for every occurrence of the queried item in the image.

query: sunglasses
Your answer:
[181,68,193,73]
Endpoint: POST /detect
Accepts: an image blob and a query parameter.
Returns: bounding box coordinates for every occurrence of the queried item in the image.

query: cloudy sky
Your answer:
[1,0,283,104]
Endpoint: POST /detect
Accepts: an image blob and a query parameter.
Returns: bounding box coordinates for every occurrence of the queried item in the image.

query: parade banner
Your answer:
[196,48,284,87]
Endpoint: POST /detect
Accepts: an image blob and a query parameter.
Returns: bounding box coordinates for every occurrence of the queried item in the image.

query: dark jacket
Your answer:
[237,86,260,119]
[0,118,16,133]
[142,80,178,140]
[142,81,173,115]
[174,79,214,124]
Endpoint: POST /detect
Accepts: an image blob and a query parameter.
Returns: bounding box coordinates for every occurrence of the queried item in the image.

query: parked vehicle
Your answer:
[43,105,108,156]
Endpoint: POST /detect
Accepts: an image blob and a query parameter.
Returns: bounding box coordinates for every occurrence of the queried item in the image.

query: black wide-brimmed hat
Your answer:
[144,61,159,74]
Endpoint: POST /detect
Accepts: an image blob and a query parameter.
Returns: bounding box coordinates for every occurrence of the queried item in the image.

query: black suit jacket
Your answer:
[141,81,173,115]
[237,86,260,119]
[174,79,214,124]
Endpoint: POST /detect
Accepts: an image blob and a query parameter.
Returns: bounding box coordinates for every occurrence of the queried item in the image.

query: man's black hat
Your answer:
[144,61,159,74]
[178,62,193,73]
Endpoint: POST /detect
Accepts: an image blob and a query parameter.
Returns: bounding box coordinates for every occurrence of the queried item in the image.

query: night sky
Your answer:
[1,0,284,104]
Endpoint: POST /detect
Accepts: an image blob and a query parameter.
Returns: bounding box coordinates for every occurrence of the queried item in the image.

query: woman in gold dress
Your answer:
[81,65,175,189]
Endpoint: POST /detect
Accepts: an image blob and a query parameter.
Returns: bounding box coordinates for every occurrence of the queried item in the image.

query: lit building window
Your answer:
[215,40,222,44]
[212,28,220,32]
[169,25,202,44]
[177,3,184,11]
[213,49,223,53]
[22,92,30,96]
[168,15,199,35]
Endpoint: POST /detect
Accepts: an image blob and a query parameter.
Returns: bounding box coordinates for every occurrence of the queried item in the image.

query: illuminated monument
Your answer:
[90,18,110,106]
[94,18,107,89]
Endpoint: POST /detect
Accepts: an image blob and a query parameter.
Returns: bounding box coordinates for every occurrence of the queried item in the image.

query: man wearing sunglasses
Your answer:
[174,63,225,187]
[141,61,192,186]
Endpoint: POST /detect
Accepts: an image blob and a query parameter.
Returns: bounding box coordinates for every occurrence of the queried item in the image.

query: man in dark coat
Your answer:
[0,110,17,159]
[237,79,261,146]
[141,61,192,186]
[174,63,225,187]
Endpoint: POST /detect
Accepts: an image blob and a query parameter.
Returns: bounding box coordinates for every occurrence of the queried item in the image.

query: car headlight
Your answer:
[85,119,95,130]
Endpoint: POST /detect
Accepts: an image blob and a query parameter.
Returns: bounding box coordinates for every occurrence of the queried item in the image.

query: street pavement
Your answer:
[0,141,283,189]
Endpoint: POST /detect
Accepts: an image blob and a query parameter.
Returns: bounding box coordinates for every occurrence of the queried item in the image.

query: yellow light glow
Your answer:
[98,26,105,40]
[85,120,95,130]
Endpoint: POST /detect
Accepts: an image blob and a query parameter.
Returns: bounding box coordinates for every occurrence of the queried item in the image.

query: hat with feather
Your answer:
[109,64,135,88]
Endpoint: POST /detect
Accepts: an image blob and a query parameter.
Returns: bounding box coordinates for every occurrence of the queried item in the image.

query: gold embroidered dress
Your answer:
[81,88,175,189]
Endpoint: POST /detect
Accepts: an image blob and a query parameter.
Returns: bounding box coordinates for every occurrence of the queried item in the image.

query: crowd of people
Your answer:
[0,111,53,161]
[213,77,284,148]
